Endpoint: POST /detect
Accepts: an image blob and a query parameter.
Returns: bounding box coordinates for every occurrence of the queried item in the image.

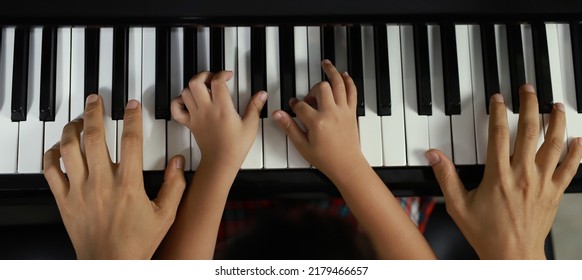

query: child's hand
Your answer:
[272,60,366,181]
[171,71,267,169]
[43,95,186,259]
[426,85,582,259]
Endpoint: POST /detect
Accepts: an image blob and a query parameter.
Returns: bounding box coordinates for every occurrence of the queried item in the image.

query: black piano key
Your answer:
[374,24,391,116]
[209,27,225,72]
[347,25,365,116]
[570,22,582,113]
[531,22,553,114]
[413,24,432,115]
[506,23,525,113]
[112,27,129,120]
[321,26,335,81]
[251,26,267,118]
[440,24,461,115]
[279,26,295,116]
[39,27,57,121]
[155,27,171,120]
[84,28,100,100]
[11,27,30,122]
[480,23,499,114]
[183,27,197,87]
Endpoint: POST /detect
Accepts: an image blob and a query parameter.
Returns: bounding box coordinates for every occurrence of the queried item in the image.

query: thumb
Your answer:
[154,155,187,218]
[272,110,309,154]
[242,91,268,126]
[425,149,467,209]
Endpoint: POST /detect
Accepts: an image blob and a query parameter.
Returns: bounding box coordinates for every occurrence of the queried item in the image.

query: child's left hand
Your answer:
[171,71,267,169]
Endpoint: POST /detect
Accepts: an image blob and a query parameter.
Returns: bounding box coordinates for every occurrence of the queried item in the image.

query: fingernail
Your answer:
[273,112,282,121]
[522,84,535,93]
[259,91,268,102]
[86,94,98,104]
[322,59,331,65]
[126,100,139,109]
[425,151,440,165]
[342,72,349,77]
[175,157,184,170]
[491,94,504,103]
[554,102,565,112]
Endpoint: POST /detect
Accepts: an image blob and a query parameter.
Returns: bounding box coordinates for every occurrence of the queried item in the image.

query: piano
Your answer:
[1,0,582,258]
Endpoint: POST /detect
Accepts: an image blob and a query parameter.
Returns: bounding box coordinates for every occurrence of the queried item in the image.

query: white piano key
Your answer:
[401,25,430,166]
[17,27,44,173]
[545,23,567,161]
[167,28,192,170]
[70,28,85,120]
[116,27,143,163]
[358,25,383,167]
[496,24,520,154]
[469,25,489,164]
[197,27,210,71]
[0,28,18,173]
[452,25,477,164]
[307,26,322,87]
[43,28,71,171]
[142,28,166,171]
[426,25,453,161]
[557,23,582,161]
[264,26,288,169]
[334,26,348,72]
[238,27,263,169]
[97,28,117,162]
[224,27,238,108]
[382,25,407,166]
[287,26,310,168]
[521,24,545,150]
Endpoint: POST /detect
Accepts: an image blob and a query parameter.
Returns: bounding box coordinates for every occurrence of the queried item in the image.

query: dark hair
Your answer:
[219,202,376,260]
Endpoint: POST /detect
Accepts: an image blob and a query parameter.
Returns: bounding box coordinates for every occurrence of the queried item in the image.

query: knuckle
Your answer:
[492,124,509,142]
[521,123,539,140]
[549,137,564,154]
[122,131,142,147]
[83,127,104,145]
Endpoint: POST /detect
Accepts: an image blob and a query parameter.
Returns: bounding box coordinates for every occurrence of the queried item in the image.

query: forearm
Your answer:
[329,159,436,260]
[156,161,238,259]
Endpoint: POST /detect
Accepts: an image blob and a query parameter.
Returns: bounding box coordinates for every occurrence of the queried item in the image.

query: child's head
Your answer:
[220,200,376,260]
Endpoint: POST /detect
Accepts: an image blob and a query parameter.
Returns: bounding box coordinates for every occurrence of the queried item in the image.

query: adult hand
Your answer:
[43,95,187,259]
[426,85,582,259]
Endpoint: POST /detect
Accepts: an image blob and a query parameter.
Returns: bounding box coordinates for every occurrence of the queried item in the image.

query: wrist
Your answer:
[323,154,371,188]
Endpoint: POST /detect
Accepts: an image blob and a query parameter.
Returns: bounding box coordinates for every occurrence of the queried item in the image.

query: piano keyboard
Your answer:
[1,23,582,175]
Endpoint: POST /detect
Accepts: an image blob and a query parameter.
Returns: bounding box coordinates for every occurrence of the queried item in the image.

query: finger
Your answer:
[486,93,511,170]
[83,94,112,170]
[513,84,540,163]
[154,155,187,218]
[536,103,566,175]
[119,100,144,175]
[181,87,197,111]
[43,143,70,201]
[291,100,317,127]
[341,71,358,111]
[425,149,467,214]
[60,118,87,184]
[210,71,235,106]
[273,110,309,154]
[188,71,214,107]
[242,91,268,128]
[321,60,347,106]
[309,81,335,110]
[171,96,191,127]
[553,138,582,191]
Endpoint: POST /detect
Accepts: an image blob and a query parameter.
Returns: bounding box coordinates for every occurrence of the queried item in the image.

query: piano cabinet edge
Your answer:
[2,165,582,201]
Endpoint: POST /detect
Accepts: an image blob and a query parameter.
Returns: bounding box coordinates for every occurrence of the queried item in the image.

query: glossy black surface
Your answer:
[413,24,432,115]
[506,23,525,113]
[111,27,129,120]
[347,25,365,116]
[373,24,391,116]
[440,24,461,115]
[154,27,170,120]
[84,28,100,100]
[480,23,499,114]
[531,22,553,114]
[11,27,30,122]
[39,27,57,121]
[250,27,267,118]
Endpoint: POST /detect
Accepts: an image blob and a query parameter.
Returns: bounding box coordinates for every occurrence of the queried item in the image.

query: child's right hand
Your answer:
[272,60,368,181]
